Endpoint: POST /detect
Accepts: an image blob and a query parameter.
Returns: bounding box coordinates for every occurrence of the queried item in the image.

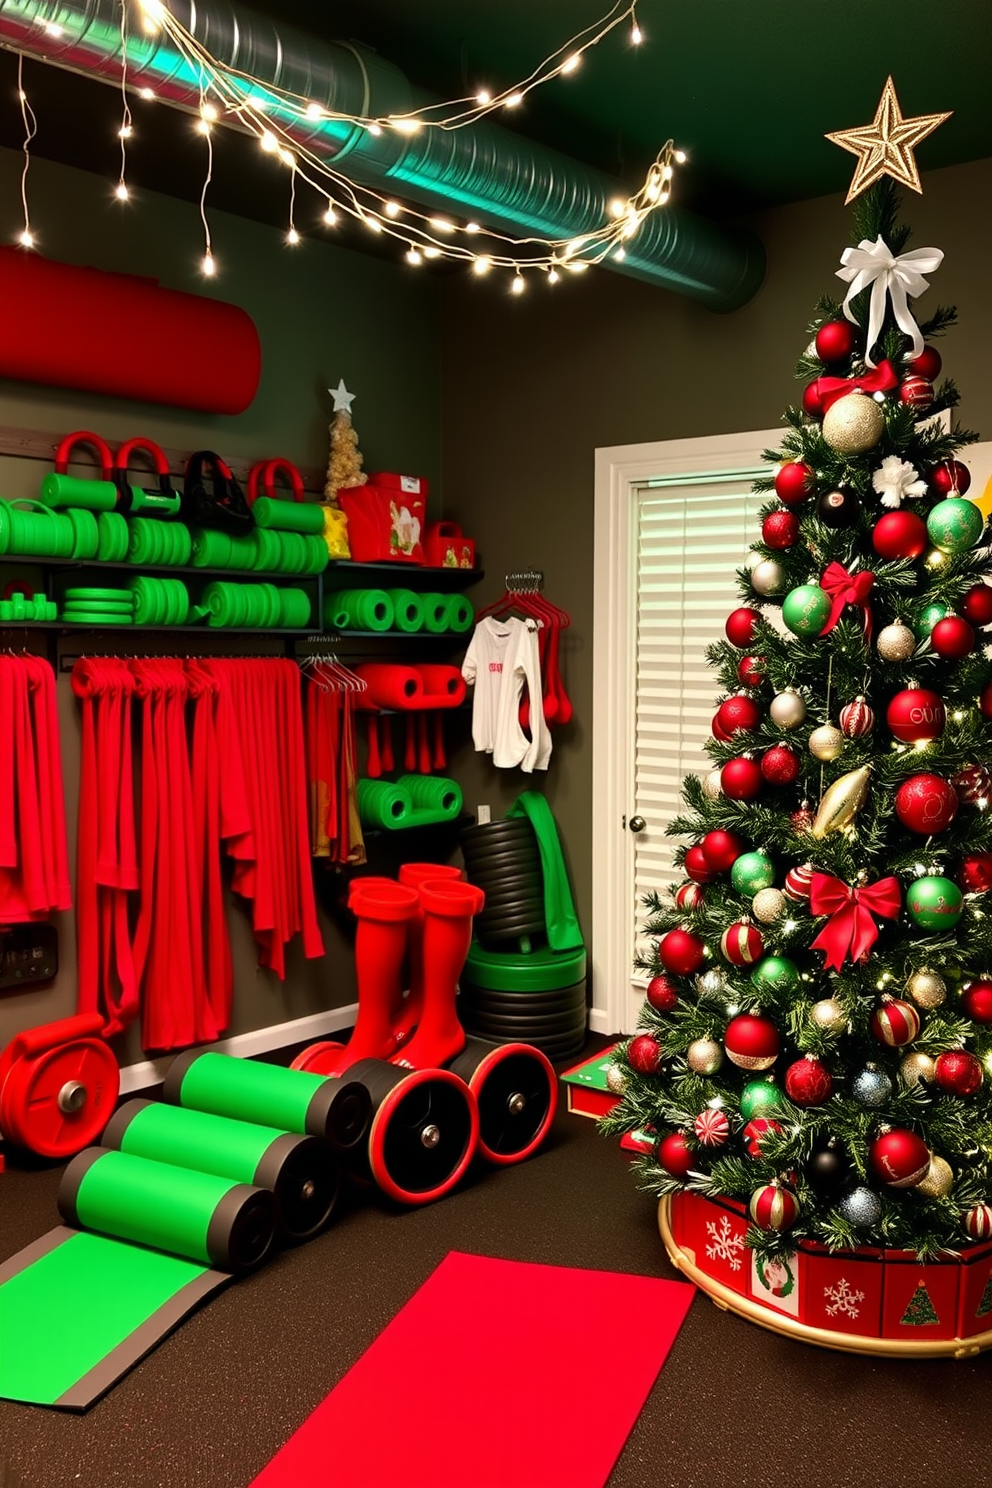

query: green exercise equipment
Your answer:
[40,473,119,512]
[385,588,426,633]
[357,775,464,830]
[327,589,395,632]
[447,594,475,634]
[398,774,463,819]
[357,778,412,828]
[251,496,326,534]
[97,511,129,562]
[422,593,453,633]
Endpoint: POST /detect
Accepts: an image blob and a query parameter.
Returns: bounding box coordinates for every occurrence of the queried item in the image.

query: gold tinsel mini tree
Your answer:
[324,378,367,504]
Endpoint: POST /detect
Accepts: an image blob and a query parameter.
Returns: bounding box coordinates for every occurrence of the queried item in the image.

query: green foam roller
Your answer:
[67,508,100,559]
[278,588,311,628]
[250,528,281,572]
[422,593,452,633]
[97,511,129,562]
[303,534,329,574]
[58,1148,275,1274]
[102,1100,339,1243]
[252,497,326,534]
[226,535,257,572]
[275,531,306,573]
[127,518,156,566]
[163,1050,373,1156]
[397,774,464,819]
[40,473,119,512]
[191,528,233,568]
[447,594,474,634]
[130,577,165,626]
[357,777,414,829]
[329,589,394,632]
[385,589,426,633]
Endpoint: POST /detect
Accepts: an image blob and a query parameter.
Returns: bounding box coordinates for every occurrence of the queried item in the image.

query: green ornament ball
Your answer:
[782,584,832,638]
[927,498,985,554]
[730,851,776,895]
[906,875,964,930]
[750,954,801,994]
[915,601,949,638]
[739,1079,785,1121]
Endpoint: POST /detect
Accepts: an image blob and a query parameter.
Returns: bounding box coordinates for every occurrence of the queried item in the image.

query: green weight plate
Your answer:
[280,532,307,573]
[97,513,129,562]
[64,587,132,602]
[62,602,134,615]
[67,508,100,559]
[0,503,10,554]
[63,613,134,626]
[173,525,192,566]
[463,941,587,993]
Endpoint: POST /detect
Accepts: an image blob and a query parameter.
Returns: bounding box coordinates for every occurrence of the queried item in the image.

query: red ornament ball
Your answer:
[675,882,704,912]
[784,1056,834,1107]
[742,1116,783,1158]
[694,1108,730,1147]
[801,382,824,419]
[839,697,875,738]
[965,1204,992,1242]
[725,1013,780,1071]
[981,682,992,720]
[963,583,992,627]
[790,804,815,833]
[933,1050,984,1097]
[872,510,928,560]
[960,854,992,895]
[898,374,934,410]
[815,319,857,363]
[684,845,719,885]
[749,1181,800,1231]
[869,1128,931,1188]
[762,510,800,550]
[930,460,971,497]
[931,615,975,659]
[701,829,747,874]
[962,981,992,1023]
[658,928,706,977]
[954,765,992,806]
[657,1131,694,1179]
[784,863,815,901]
[721,756,763,800]
[712,711,732,743]
[628,1034,663,1075]
[908,345,942,381]
[720,920,764,966]
[716,695,762,737]
[886,688,945,744]
[774,462,815,506]
[895,774,959,835]
[737,654,767,687]
[647,975,680,1013]
[725,607,761,648]
[872,997,921,1048]
[761,744,801,786]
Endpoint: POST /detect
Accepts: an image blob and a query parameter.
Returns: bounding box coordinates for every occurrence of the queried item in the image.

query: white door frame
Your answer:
[591,429,783,1036]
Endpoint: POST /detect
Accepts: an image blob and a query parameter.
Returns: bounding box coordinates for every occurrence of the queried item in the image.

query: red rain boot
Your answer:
[393,879,484,1072]
[394,863,463,1047]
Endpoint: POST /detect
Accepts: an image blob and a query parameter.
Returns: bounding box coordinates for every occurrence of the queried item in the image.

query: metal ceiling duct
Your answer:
[0,0,765,308]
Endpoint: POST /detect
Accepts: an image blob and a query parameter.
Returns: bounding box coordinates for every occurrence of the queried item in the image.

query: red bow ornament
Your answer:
[809,872,902,971]
[811,359,899,413]
[819,562,875,639]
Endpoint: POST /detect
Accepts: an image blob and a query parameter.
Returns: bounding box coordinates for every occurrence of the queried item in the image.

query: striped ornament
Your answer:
[720,920,764,965]
[675,882,704,912]
[964,1204,992,1242]
[694,1108,730,1147]
[749,1181,800,1232]
[784,863,815,902]
[839,696,875,738]
[871,997,921,1048]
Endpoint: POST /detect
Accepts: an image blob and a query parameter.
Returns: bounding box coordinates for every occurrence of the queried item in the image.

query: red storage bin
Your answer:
[424,520,476,570]
[338,483,425,564]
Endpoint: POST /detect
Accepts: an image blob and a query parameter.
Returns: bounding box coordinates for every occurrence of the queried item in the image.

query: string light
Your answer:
[197,87,214,274]
[116,0,132,204]
[322,202,337,225]
[561,54,581,74]
[511,272,525,294]
[286,166,299,244]
[16,55,36,248]
[406,248,423,265]
[384,200,402,218]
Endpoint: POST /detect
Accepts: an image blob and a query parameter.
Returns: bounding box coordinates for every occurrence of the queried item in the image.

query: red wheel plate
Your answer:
[289,1041,344,1073]
[0,1038,119,1158]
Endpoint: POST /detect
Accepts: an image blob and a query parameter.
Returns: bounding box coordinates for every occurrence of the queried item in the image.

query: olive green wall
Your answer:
[438,156,992,1011]
[0,145,441,1064]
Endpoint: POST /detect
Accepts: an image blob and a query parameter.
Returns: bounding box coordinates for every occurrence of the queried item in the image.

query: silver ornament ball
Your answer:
[821,391,885,455]
[839,1185,883,1228]
[751,559,787,597]
[851,1065,893,1107]
[702,768,724,802]
[809,723,845,762]
[906,970,947,1010]
[695,968,727,1001]
[605,1063,627,1096]
[877,622,916,662]
[770,689,806,729]
[686,1037,725,1075]
[810,997,846,1035]
[751,887,787,924]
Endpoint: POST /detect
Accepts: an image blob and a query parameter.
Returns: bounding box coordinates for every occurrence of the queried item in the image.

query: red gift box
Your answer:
[881,1250,961,1341]
[338,483,426,564]
[798,1240,884,1337]
[679,1191,749,1296]
[367,471,429,498]
[957,1241,992,1339]
[424,520,476,570]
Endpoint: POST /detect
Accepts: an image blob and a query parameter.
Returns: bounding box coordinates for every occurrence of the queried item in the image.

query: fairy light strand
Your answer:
[16,54,37,247]
[197,90,215,274]
[116,0,132,201]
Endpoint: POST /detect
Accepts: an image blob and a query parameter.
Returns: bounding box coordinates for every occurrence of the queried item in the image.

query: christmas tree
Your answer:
[603,176,992,1268]
[324,378,367,503]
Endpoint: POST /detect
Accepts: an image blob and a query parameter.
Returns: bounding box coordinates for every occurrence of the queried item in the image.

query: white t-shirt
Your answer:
[461,616,552,772]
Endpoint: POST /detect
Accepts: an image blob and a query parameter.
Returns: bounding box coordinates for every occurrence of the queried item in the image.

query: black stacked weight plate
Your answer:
[457,943,588,1059]
[460,818,546,945]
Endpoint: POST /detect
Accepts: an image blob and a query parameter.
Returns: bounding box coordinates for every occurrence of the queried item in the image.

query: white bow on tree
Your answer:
[836,236,943,368]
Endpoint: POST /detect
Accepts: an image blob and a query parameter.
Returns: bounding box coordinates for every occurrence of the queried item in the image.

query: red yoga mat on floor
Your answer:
[250,1251,693,1488]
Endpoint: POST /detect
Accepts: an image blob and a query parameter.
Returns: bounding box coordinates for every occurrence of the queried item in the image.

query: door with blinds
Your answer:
[625,469,769,1028]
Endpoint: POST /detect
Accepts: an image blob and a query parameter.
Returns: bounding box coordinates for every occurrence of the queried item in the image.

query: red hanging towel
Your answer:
[24,655,72,912]
[0,658,44,921]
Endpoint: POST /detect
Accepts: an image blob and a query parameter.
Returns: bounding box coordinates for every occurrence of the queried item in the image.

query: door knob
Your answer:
[628,815,646,833]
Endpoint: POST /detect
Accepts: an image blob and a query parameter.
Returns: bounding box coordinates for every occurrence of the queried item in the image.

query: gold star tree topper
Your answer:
[826,77,951,204]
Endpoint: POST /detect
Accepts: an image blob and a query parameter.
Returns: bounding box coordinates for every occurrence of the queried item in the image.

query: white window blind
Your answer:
[632,473,769,952]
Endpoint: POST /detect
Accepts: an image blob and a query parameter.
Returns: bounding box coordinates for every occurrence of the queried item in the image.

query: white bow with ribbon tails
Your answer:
[836,236,944,368]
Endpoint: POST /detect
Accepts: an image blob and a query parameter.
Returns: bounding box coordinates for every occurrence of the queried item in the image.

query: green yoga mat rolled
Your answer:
[447,594,475,634]
[398,774,464,818]
[129,576,190,626]
[163,1051,373,1155]
[357,776,463,829]
[327,588,395,632]
[103,1100,339,1242]
[252,496,326,533]
[422,593,453,633]
[357,778,412,827]
[126,517,191,567]
[39,472,119,511]
[386,588,426,633]
[201,581,310,628]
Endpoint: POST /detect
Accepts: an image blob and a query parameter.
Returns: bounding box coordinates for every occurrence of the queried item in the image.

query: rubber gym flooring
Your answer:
[0,1035,987,1488]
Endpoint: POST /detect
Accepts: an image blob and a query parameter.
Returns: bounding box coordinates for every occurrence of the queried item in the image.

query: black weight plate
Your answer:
[474,892,545,915]
[477,909,547,931]
[462,841,541,868]
[477,923,547,945]
[460,987,587,1015]
[461,821,536,846]
[464,1006,588,1034]
[465,874,543,898]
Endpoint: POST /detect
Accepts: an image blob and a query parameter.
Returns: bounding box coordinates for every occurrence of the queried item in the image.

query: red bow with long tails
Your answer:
[819,562,875,638]
[809,872,902,971]
[813,359,899,412]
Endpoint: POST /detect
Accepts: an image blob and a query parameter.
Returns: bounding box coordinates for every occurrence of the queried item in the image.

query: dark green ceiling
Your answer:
[267,0,992,215]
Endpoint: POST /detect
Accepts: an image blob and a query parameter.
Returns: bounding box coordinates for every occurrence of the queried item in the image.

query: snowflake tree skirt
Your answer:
[659,1191,992,1358]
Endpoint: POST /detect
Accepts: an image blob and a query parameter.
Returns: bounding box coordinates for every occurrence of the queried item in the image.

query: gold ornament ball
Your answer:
[821,391,885,455]
[752,887,787,924]
[809,723,845,762]
[917,1154,954,1200]
[605,1063,627,1096]
[810,997,846,1034]
[702,768,724,802]
[900,1051,936,1089]
[877,622,916,662]
[770,689,806,729]
[687,1037,724,1075]
[906,970,947,1010]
